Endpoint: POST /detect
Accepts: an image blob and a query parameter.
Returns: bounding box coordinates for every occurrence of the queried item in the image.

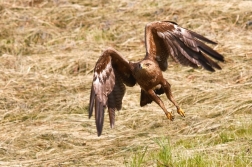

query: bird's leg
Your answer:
[161,80,185,117]
[146,89,174,121]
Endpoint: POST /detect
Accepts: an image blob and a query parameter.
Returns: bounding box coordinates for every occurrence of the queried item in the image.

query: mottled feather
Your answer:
[89,21,224,136]
[89,48,136,136]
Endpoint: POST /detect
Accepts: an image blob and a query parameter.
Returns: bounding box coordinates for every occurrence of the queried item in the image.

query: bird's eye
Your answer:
[146,63,151,66]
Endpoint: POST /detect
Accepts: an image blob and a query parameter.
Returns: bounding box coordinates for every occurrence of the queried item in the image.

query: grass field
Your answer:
[0,0,252,166]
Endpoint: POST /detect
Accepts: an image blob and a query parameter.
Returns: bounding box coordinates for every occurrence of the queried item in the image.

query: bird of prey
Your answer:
[89,21,224,136]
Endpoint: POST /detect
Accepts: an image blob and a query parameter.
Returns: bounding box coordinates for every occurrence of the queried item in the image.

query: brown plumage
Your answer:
[89,21,224,136]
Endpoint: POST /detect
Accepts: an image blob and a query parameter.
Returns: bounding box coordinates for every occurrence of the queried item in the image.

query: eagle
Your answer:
[88,21,224,136]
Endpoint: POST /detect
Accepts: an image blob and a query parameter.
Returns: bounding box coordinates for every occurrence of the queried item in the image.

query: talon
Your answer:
[177,108,185,117]
[166,112,174,121]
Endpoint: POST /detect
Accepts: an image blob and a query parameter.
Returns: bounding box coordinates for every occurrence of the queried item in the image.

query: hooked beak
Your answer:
[139,63,146,70]
[139,63,142,69]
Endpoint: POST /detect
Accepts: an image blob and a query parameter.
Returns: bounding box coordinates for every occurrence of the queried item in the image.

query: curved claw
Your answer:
[177,108,185,117]
[166,112,174,121]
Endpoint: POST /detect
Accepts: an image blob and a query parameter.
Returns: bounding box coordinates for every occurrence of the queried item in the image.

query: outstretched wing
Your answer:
[89,47,136,136]
[145,21,224,71]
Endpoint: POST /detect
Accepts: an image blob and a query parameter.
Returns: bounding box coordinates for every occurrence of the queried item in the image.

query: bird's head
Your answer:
[138,60,154,70]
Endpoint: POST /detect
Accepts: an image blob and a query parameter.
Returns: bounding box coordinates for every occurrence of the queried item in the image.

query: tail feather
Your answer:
[89,85,95,119]
[140,89,152,107]
[140,87,164,107]
[108,108,115,128]
[95,96,105,137]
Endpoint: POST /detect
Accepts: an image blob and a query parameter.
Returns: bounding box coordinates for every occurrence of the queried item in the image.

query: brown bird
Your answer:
[89,21,224,136]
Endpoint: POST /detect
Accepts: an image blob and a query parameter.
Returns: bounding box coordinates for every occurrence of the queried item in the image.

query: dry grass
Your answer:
[0,0,252,166]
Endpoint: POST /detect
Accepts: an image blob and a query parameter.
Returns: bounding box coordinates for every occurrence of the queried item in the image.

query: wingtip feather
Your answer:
[199,45,224,62]
[95,96,105,137]
[89,85,95,119]
[189,30,218,45]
